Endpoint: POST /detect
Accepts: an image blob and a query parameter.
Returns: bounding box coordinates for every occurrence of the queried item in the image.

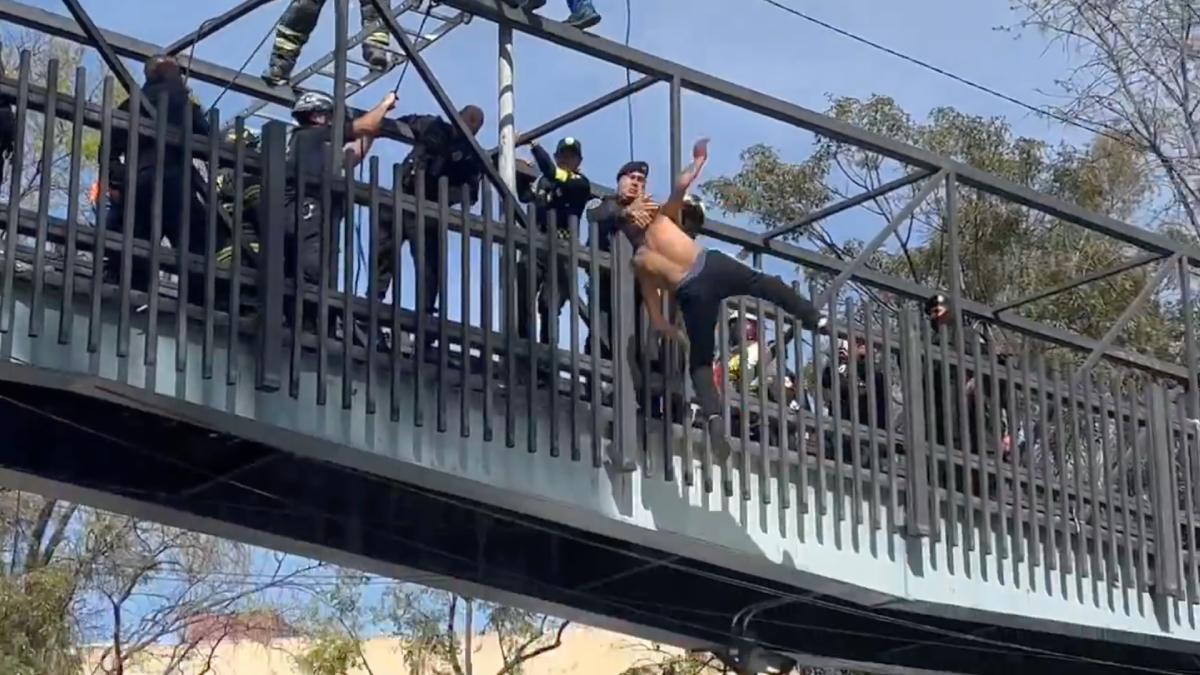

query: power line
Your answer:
[755,0,1131,146]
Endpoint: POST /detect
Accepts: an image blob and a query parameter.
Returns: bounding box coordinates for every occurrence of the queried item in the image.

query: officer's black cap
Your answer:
[556,137,582,157]
[925,293,948,313]
[617,161,649,180]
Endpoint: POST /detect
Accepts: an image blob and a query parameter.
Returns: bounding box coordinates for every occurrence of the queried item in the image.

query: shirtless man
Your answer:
[619,139,824,454]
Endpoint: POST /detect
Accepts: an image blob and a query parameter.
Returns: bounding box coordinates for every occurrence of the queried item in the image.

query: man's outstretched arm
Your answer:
[663,138,709,220]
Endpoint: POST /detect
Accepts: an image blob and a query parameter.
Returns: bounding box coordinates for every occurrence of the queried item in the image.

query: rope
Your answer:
[391,4,434,95]
[206,16,280,115]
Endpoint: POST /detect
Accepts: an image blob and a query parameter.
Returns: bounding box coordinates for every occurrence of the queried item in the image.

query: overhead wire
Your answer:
[754,0,1137,148]
[205,16,280,115]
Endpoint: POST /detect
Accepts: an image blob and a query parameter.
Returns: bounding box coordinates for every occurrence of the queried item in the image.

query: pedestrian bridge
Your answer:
[2,3,1200,673]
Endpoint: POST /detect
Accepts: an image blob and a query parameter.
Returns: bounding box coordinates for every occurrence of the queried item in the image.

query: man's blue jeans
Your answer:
[566,0,595,13]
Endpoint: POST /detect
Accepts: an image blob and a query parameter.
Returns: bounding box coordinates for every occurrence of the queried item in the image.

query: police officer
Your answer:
[516,136,590,344]
[375,105,486,319]
[106,54,211,290]
[263,0,395,87]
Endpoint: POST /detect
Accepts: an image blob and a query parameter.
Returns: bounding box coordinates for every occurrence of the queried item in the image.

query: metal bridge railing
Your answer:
[1,57,1196,604]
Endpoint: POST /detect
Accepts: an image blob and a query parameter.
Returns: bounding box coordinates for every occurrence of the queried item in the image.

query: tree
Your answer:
[1009,0,1200,239]
[385,586,568,675]
[702,94,1177,359]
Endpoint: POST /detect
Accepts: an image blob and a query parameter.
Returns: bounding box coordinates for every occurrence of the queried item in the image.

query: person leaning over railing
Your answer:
[105,54,212,293]
[215,127,262,270]
[372,105,486,343]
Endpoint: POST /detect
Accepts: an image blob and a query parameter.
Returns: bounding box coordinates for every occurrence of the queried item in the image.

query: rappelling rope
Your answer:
[206,17,281,115]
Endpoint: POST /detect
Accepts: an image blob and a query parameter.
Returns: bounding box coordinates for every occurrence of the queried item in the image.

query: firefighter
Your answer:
[516,136,590,345]
[263,0,396,87]
[501,0,602,29]
[215,126,262,269]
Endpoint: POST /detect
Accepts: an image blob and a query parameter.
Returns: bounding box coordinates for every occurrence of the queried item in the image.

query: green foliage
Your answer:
[702,94,1176,359]
[297,631,365,675]
[0,565,79,675]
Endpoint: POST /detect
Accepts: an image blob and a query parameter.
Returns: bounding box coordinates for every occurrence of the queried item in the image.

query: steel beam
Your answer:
[1073,253,1181,383]
[433,0,1200,265]
[164,0,274,56]
[365,0,533,229]
[762,170,933,242]
[993,252,1165,314]
[814,170,943,306]
[514,75,657,147]
[59,0,147,117]
[0,0,418,143]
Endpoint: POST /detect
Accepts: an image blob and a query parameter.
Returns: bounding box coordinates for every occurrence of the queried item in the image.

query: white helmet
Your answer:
[292,91,335,121]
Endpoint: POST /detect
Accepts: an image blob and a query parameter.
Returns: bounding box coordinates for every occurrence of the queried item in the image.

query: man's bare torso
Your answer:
[632,209,702,289]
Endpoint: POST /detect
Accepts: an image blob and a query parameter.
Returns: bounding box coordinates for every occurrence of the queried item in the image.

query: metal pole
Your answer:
[498,24,516,191]
[762,170,934,242]
[1181,257,1198,418]
[513,75,657,148]
[332,0,350,155]
[669,76,681,179]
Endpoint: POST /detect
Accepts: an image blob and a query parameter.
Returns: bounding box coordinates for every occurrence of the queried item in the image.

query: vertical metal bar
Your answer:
[1115,373,1132,587]
[1181,257,1198,419]
[59,65,86,346]
[1150,382,1182,597]
[737,299,752,500]
[225,116,247,375]
[174,89,194,371]
[1053,366,1074,574]
[901,306,931,536]
[1101,373,1116,584]
[548,210,560,457]
[612,226,639,473]
[568,215,581,462]
[810,285,827,515]
[1086,375,1103,581]
[116,85,140,360]
[938,322,957,552]
[1073,371,1089,578]
[202,107,219,380]
[88,76,114,353]
[969,326,989,558]
[481,188,496,441]
[143,90,168,365]
[1037,354,1056,570]
[920,313,939,539]
[256,121,285,393]
[774,298,790,508]
[793,283,808,513]
[828,297,844,523]
[290,144,307,399]
[504,195,516,447]
[719,299,733,497]
[331,0,349,154]
[755,259,769,502]
[945,172,973,560]
[389,164,404,419]
[641,294,653,473]
[1022,342,1038,570]
[340,153,355,409]
[413,170,428,425]
[1003,348,1018,562]
[30,57,58,338]
[864,299,881,535]
[845,301,863,532]
[1177,390,1196,600]
[0,51,28,335]
[588,211,600,466]
[315,141,333,407]
[525,204,538,453]
[366,158,381,416]
[988,340,1006,558]
[437,178,451,432]
[1136,379,1150,590]
[460,183,471,437]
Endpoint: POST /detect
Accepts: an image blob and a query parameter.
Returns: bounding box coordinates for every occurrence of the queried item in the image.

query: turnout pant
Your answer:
[273,0,389,60]
[675,249,820,419]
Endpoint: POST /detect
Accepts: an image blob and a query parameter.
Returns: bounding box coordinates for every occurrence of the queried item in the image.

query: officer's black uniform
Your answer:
[106,72,212,290]
[584,161,649,360]
[378,113,483,316]
[284,123,342,287]
[516,138,591,344]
